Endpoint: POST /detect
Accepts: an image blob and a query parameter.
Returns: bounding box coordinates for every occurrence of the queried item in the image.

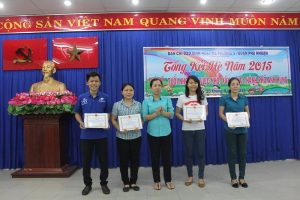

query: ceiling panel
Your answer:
[0,0,299,16]
[230,0,300,12]
[168,0,236,9]
[102,0,169,12]
[286,1,300,11]
[167,6,236,12]
[0,0,41,16]
[31,0,105,12]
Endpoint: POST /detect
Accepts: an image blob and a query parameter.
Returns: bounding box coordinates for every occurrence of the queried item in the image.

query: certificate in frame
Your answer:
[118,114,142,132]
[226,112,250,128]
[84,113,109,128]
[183,105,206,121]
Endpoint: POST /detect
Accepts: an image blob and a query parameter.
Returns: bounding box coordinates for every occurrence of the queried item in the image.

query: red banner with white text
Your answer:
[52,37,98,69]
[2,39,47,71]
[0,13,300,34]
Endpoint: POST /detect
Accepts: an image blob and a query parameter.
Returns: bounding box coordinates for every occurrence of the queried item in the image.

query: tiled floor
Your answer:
[0,160,299,200]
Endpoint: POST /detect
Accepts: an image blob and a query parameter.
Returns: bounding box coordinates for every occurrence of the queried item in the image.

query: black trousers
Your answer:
[225,131,248,180]
[80,138,108,186]
[117,137,142,185]
[148,134,172,183]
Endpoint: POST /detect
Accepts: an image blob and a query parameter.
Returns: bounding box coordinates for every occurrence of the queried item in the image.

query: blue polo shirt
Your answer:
[75,91,111,139]
[219,94,248,134]
[142,96,174,137]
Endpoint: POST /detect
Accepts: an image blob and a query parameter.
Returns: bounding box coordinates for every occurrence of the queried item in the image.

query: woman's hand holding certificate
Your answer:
[118,114,142,132]
[84,113,109,128]
[183,105,206,121]
[226,112,250,128]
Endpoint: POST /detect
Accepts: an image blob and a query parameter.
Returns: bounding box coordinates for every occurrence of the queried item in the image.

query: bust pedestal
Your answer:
[11,115,77,178]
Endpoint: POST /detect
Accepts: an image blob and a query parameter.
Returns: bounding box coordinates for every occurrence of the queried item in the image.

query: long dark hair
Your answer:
[185,75,204,103]
[228,77,240,93]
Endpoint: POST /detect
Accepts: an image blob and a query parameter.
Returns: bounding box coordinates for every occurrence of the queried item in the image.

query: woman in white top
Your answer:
[175,75,208,188]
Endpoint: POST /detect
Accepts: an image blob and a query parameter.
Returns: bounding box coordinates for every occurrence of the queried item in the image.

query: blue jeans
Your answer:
[182,130,206,179]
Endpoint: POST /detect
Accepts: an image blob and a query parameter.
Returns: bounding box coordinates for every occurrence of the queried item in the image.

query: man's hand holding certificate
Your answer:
[226,112,250,128]
[84,113,109,128]
[118,114,142,132]
[183,105,206,121]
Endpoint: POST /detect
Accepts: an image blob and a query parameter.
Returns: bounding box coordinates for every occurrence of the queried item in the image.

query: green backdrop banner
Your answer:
[144,47,292,97]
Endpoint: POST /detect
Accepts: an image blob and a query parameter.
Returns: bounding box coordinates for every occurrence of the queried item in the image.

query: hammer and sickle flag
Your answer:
[52,37,98,69]
[13,47,33,64]
[2,39,47,71]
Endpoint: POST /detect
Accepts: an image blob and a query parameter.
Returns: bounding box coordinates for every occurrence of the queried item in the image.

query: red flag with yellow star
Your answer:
[52,37,98,69]
[2,38,47,71]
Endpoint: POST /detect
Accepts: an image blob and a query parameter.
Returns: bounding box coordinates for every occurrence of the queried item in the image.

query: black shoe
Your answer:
[239,179,248,188]
[82,185,92,195]
[123,185,130,192]
[101,185,110,194]
[130,184,140,191]
[231,179,239,188]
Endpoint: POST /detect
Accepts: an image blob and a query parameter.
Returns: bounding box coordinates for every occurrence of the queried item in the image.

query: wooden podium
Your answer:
[11,115,77,178]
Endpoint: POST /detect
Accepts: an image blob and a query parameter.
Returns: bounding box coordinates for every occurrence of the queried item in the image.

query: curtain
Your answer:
[0,29,299,169]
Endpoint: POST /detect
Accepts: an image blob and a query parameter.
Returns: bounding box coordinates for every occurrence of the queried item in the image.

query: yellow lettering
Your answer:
[67,19,76,27]
[43,20,52,28]
[23,21,31,28]
[12,21,22,29]
[159,18,167,26]
[229,18,240,25]
[257,18,266,25]
[288,18,298,25]
[3,19,13,30]
[271,18,280,25]
[90,18,100,26]
[191,17,200,24]
[167,18,176,25]
[54,20,62,27]
[104,18,134,26]
[192,17,224,25]
[279,18,287,25]
[36,20,43,28]
[82,18,90,26]
[178,17,187,25]
[272,17,299,26]
[104,18,113,26]
[123,18,134,26]
[140,18,149,27]
[113,18,122,26]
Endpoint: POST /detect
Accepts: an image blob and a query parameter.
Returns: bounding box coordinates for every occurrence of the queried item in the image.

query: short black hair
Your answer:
[121,83,135,91]
[150,78,163,87]
[86,72,101,82]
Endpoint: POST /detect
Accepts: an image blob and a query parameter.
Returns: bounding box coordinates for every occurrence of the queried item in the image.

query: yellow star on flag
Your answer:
[67,45,84,61]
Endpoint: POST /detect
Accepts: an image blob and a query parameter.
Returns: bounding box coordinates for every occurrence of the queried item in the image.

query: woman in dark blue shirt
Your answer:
[219,77,250,188]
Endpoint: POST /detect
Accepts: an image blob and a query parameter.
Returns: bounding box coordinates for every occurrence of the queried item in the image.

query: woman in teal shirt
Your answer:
[142,78,175,190]
[219,77,250,188]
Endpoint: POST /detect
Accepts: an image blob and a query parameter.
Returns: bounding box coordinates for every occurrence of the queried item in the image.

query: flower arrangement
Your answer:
[8,90,77,115]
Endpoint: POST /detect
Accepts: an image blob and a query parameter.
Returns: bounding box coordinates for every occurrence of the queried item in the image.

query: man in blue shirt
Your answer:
[75,72,111,195]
